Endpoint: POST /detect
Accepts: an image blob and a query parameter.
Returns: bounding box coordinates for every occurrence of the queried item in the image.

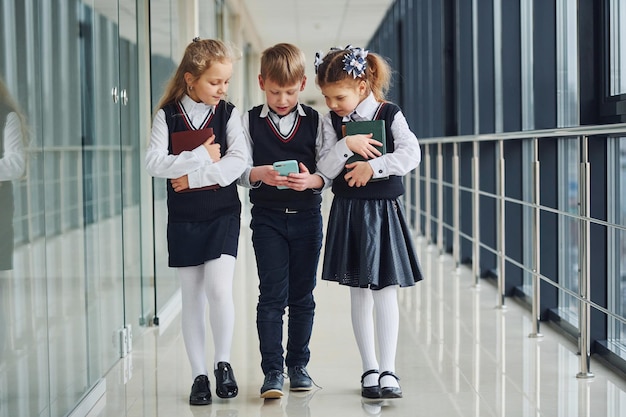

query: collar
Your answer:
[260,103,306,118]
[342,92,379,122]
[180,94,215,114]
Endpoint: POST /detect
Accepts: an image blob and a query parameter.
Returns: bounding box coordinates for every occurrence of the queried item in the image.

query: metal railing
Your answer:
[407,122,626,378]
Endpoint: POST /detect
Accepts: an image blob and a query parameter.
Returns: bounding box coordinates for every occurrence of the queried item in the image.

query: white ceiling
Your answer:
[240,0,394,107]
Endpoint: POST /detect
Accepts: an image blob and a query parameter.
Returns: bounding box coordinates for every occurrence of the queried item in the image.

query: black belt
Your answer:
[270,207,299,214]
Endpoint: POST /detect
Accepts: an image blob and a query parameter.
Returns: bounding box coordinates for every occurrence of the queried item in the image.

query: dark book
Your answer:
[171,127,219,192]
[344,120,388,181]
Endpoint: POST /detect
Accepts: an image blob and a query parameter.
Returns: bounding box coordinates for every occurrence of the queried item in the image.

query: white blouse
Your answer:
[316,93,421,181]
[0,112,25,181]
[145,95,248,188]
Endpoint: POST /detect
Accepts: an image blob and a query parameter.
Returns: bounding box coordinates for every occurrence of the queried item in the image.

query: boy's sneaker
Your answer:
[288,366,313,391]
[260,370,284,398]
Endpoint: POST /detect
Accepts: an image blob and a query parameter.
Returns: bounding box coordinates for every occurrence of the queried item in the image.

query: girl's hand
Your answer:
[202,135,221,162]
[251,165,289,188]
[344,161,373,187]
[284,163,323,191]
[171,175,190,192]
[345,133,383,160]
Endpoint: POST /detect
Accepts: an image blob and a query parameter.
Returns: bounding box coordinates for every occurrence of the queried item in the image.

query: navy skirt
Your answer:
[167,212,240,267]
[321,197,423,289]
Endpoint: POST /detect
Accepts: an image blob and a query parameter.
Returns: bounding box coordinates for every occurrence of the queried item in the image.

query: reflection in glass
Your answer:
[558,138,579,326]
[0,75,27,369]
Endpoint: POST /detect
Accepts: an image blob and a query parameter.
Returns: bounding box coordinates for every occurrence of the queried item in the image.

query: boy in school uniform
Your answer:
[239,43,331,398]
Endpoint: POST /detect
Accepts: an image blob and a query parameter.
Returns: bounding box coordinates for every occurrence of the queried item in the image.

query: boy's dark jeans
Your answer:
[251,206,323,374]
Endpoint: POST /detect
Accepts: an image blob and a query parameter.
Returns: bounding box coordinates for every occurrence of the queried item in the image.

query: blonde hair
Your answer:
[156,38,239,110]
[260,43,306,86]
[315,47,392,102]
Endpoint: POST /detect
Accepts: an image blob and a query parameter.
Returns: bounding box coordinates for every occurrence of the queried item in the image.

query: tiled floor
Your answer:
[94,219,626,417]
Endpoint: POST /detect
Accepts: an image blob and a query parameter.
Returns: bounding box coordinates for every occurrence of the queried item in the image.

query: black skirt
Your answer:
[167,212,240,267]
[321,197,423,289]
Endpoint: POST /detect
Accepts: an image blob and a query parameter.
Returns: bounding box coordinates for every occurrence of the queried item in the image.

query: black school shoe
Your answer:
[189,374,212,405]
[214,361,239,398]
[360,369,381,399]
[379,371,402,399]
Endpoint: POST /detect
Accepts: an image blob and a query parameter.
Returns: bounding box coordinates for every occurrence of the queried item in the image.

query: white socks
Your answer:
[350,286,400,388]
[179,255,236,379]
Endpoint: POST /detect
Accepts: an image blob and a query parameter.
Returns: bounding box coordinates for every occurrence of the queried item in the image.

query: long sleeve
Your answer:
[0,112,26,181]
[237,109,256,189]
[187,106,249,188]
[144,109,212,179]
[367,111,421,179]
[316,113,351,180]
[316,103,421,181]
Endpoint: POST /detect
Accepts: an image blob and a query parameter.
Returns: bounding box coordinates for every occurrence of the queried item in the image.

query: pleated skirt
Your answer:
[167,212,240,268]
[321,197,424,289]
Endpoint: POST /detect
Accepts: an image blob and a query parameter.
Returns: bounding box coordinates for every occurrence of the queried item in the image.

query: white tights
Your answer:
[350,286,400,388]
[178,255,236,380]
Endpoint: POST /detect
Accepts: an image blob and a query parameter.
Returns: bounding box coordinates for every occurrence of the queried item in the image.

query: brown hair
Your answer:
[156,38,239,110]
[260,43,306,86]
[315,47,392,102]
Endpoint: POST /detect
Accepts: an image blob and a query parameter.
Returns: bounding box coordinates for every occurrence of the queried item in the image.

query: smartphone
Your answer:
[273,160,299,189]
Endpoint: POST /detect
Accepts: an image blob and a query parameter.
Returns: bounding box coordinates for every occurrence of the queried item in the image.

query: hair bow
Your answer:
[343,47,368,78]
[314,51,324,74]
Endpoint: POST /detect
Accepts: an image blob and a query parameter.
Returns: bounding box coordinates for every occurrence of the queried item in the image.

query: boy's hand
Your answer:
[252,165,289,188]
[171,175,190,192]
[202,135,221,162]
[284,163,323,191]
[345,133,382,160]
[344,161,373,187]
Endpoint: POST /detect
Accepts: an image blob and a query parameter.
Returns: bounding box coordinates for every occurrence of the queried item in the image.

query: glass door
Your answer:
[118,0,147,341]
[81,0,126,385]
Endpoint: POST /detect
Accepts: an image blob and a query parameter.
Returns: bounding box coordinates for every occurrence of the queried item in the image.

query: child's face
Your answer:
[259,76,306,116]
[186,60,233,106]
[320,80,367,118]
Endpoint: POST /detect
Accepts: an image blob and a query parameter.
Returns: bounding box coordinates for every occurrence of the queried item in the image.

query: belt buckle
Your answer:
[285,208,298,214]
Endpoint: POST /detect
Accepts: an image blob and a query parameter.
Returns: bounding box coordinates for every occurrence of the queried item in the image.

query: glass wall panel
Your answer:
[609,0,626,96]
[0,1,50,415]
[150,0,181,318]
[1,0,150,415]
[608,138,626,357]
[556,0,580,327]
[558,139,579,326]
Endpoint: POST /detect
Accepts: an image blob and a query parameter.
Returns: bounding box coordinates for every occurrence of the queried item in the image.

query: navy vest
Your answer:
[163,100,240,222]
[248,104,322,210]
[330,102,405,199]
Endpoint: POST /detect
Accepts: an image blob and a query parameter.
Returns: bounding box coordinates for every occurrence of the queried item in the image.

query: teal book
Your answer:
[344,120,388,181]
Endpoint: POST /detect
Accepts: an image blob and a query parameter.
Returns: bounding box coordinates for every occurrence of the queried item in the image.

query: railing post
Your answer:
[437,142,444,255]
[415,161,422,236]
[577,135,594,379]
[453,142,460,269]
[497,139,506,309]
[529,138,543,338]
[424,144,432,244]
[472,141,480,286]
[405,165,412,222]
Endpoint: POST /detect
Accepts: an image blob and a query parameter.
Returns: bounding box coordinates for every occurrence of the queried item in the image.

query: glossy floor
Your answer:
[94,225,626,417]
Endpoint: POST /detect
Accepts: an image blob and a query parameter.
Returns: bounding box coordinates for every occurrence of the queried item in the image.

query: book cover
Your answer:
[171,127,219,192]
[171,127,214,155]
[344,120,388,181]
